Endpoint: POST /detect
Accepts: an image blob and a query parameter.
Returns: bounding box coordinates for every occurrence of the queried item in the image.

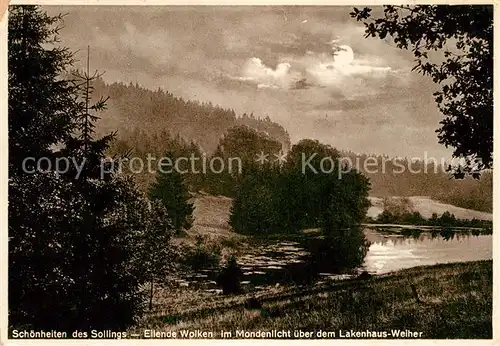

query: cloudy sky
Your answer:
[44,6,453,159]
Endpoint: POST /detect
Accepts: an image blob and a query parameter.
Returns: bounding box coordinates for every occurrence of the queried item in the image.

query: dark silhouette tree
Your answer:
[129,199,174,311]
[229,163,282,235]
[216,256,244,295]
[350,5,493,176]
[8,5,76,176]
[207,125,283,197]
[229,137,371,272]
[230,138,371,273]
[148,150,194,233]
[8,5,174,332]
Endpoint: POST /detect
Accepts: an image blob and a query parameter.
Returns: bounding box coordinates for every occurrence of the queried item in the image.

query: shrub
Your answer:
[181,236,221,270]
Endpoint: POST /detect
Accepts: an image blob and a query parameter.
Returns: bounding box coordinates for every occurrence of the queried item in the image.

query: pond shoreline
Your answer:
[363,223,491,232]
[173,226,492,291]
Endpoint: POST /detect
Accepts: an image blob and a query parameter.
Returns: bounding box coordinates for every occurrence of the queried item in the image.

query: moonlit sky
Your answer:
[43,6,454,159]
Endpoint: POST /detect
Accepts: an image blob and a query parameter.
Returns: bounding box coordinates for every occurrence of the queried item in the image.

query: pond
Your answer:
[173,227,493,292]
[363,227,492,274]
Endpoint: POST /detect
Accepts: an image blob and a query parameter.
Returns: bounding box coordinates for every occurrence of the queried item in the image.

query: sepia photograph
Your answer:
[4,3,495,341]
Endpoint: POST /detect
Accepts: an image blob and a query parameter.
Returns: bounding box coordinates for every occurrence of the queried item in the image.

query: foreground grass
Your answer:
[133,260,492,339]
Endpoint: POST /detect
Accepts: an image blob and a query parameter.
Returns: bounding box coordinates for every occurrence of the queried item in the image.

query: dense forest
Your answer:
[90,77,291,153]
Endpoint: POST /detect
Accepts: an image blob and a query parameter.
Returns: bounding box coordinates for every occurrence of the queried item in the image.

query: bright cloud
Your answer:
[239,57,298,89]
[307,44,393,87]
[333,45,355,66]
[237,44,393,90]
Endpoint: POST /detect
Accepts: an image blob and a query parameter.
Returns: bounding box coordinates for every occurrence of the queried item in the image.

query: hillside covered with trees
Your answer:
[90,77,291,154]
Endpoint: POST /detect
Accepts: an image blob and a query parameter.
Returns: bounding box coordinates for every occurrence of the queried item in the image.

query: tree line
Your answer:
[108,128,493,214]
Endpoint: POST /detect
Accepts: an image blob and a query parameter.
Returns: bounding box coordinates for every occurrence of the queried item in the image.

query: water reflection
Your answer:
[173,227,493,291]
[363,228,492,274]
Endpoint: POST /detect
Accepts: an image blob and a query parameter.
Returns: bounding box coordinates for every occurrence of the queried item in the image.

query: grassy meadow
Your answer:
[132,260,492,339]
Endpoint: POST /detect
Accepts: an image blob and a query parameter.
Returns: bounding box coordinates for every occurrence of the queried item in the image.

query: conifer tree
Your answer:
[148,150,194,233]
[8,5,76,176]
[8,5,174,331]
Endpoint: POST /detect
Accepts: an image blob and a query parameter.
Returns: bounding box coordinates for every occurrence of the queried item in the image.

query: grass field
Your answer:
[367,196,492,221]
[132,260,492,339]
